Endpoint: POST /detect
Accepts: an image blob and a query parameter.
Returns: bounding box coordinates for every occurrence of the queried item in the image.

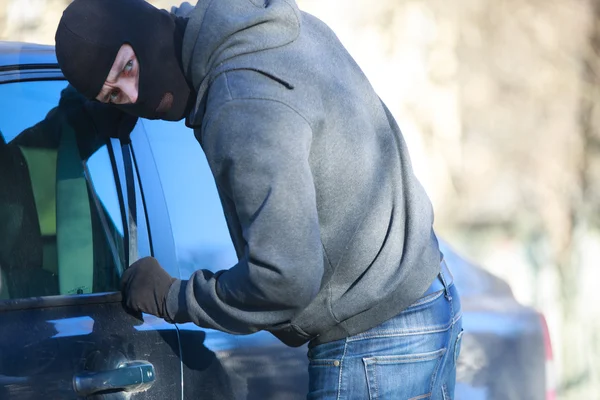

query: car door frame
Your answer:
[0,65,184,399]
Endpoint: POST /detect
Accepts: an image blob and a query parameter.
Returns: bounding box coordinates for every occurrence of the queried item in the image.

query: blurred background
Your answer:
[2,0,599,398]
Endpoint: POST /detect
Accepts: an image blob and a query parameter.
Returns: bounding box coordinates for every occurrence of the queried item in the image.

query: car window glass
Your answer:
[87,146,125,239]
[109,138,152,264]
[0,81,126,299]
[142,119,237,278]
[0,81,62,143]
[133,154,152,260]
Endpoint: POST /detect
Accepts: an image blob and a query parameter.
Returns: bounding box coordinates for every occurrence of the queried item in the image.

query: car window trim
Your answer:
[128,142,155,258]
[0,68,63,84]
[0,63,60,72]
[83,160,126,276]
[112,138,154,266]
[122,145,138,265]
[0,291,122,312]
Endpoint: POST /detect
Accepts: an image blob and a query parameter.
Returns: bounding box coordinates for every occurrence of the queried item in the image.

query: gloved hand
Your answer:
[121,257,176,319]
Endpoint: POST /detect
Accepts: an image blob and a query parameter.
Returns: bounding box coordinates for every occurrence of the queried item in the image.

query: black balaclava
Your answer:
[55,0,194,121]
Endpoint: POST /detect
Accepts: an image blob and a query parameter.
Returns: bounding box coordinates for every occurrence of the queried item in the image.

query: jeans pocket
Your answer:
[362,348,446,400]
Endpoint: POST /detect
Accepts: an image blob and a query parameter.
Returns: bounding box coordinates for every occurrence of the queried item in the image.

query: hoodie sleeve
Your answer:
[165,97,325,334]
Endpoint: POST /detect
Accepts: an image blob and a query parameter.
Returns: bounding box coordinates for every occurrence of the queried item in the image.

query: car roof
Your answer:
[0,41,57,69]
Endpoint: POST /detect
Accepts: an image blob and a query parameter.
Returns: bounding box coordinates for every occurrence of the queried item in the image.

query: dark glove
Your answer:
[121,257,176,319]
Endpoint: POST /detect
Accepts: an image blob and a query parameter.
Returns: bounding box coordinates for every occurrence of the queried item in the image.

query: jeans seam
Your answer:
[453,310,462,322]
[370,360,378,400]
[363,348,446,364]
[425,285,455,397]
[435,288,459,400]
[442,384,449,400]
[428,345,446,397]
[447,284,455,323]
[362,358,374,400]
[336,338,348,400]
[409,394,432,400]
[454,329,464,365]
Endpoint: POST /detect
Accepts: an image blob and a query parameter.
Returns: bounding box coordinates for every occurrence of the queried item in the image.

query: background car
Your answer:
[0,41,553,399]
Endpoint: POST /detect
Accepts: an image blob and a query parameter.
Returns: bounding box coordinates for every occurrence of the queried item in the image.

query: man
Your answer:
[55,0,462,398]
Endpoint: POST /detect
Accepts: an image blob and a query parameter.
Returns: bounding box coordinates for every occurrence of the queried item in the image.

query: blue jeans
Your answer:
[307,278,463,400]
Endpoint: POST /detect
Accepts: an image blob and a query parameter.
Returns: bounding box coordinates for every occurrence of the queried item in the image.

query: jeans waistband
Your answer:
[421,259,453,298]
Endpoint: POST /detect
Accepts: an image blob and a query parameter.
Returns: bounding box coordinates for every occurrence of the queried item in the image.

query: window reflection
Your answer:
[48,316,95,338]
[0,81,125,298]
[0,81,62,144]
[87,148,124,237]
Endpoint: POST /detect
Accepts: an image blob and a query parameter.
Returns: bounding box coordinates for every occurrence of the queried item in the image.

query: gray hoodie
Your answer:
[165,0,442,347]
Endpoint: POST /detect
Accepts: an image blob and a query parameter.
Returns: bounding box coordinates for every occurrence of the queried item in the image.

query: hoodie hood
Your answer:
[181,0,301,124]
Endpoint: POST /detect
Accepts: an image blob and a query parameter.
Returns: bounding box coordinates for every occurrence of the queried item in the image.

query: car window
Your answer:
[131,146,152,261]
[112,140,152,263]
[0,81,126,299]
[142,119,237,278]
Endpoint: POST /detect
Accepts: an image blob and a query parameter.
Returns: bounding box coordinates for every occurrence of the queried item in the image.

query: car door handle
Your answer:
[73,361,156,396]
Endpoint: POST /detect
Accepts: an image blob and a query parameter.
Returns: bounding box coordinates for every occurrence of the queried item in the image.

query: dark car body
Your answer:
[0,42,550,400]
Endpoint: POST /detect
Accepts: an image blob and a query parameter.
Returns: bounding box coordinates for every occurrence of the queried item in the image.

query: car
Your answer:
[0,41,553,400]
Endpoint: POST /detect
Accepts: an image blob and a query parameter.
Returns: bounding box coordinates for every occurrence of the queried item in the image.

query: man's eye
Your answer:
[123,60,133,73]
[109,90,120,103]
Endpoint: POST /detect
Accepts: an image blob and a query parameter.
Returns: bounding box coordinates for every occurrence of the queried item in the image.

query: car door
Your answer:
[131,119,309,399]
[0,76,182,399]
